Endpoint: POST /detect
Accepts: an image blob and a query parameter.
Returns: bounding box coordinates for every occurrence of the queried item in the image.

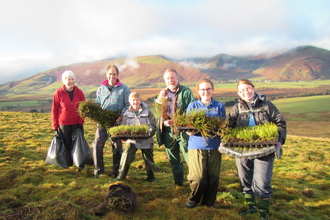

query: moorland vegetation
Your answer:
[0,93,329,219]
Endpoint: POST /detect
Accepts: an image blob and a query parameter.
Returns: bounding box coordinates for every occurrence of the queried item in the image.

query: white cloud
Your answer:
[1,0,330,84]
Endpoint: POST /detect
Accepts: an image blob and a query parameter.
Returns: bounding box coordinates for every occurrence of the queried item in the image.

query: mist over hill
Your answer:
[1,45,330,95]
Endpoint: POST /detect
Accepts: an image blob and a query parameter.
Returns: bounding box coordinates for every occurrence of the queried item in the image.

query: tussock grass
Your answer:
[77,100,119,128]
[0,111,329,219]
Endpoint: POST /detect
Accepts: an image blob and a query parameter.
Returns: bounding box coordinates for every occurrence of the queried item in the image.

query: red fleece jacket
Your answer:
[51,85,85,130]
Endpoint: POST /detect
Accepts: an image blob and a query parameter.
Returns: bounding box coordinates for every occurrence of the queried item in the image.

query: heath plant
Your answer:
[154,96,171,120]
[173,108,228,139]
[77,100,119,128]
[106,196,132,213]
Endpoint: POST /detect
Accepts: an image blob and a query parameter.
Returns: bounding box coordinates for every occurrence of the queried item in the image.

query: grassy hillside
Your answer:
[271,96,330,138]
[0,111,329,220]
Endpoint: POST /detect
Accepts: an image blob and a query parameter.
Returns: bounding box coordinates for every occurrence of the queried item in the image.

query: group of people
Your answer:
[51,65,286,220]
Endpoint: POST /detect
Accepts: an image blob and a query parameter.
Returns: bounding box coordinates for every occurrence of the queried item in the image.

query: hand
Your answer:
[164,120,173,127]
[155,89,167,104]
[186,130,197,136]
[275,142,282,159]
[115,115,123,124]
[160,89,167,97]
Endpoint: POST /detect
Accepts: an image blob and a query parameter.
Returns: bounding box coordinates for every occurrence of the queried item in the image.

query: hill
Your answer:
[1,45,330,96]
[253,46,330,81]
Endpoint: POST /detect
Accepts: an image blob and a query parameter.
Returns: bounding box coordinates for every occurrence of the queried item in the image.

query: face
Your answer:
[129,97,141,111]
[64,76,75,89]
[107,67,118,86]
[237,83,255,102]
[198,82,214,102]
[164,71,179,91]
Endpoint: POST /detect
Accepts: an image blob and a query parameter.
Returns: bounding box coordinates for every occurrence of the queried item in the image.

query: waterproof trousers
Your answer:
[92,125,123,176]
[187,149,221,206]
[236,153,274,198]
[163,126,188,185]
[117,143,155,180]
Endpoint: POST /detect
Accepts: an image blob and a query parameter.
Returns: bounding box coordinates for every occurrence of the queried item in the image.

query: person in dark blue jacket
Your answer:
[185,78,226,208]
[229,79,286,220]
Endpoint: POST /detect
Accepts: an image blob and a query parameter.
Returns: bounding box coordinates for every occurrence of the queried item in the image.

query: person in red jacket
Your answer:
[51,70,86,156]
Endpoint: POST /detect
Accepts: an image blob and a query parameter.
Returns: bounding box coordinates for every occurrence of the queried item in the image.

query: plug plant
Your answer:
[222,123,278,144]
[109,124,149,137]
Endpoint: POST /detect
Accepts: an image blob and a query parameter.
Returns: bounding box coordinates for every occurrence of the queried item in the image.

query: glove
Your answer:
[148,128,154,137]
[275,142,283,159]
[218,142,226,154]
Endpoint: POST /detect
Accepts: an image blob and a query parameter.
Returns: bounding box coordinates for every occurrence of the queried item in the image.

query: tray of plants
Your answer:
[219,123,278,159]
[109,124,150,141]
[219,142,277,159]
[173,109,228,138]
[177,126,198,132]
[110,135,150,141]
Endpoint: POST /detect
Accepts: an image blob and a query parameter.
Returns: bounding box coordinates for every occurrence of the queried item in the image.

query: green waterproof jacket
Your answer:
[156,85,195,147]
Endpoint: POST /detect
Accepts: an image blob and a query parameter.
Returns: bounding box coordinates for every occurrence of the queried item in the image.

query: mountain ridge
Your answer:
[1,45,330,95]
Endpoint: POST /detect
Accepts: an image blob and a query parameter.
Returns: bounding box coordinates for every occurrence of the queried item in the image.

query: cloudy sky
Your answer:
[1,0,330,84]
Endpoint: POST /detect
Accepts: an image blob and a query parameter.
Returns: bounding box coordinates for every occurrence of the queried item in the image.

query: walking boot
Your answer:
[239,193,257,215]
[258,197,270,220]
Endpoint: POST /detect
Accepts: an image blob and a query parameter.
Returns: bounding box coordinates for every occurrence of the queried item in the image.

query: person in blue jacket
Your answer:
[185,78,226,208]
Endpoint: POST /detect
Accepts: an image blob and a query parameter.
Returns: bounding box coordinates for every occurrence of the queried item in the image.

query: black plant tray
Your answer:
[177,126,198,132]
[110,134,150,141]
[225,140,277,148]
[219,141,277,159]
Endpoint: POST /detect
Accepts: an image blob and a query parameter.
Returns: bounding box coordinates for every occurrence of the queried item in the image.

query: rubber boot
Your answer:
[258,197,270,220]
[239,193,257,215]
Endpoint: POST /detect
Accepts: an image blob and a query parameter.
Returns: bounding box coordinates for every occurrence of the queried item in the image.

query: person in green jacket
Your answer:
[155,69,195,186]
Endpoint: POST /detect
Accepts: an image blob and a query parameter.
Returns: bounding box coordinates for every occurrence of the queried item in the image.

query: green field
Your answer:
[253,80,330,88]
[273,95,330,114]
[0,100,43,108]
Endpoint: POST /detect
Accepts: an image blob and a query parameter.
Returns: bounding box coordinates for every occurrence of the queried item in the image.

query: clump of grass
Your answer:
[222,123,278,143]
[109,124,149,137]
[173,108,228,138]
[77,100,119,128]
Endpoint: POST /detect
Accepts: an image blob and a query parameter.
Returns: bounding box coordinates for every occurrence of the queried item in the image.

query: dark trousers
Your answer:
[187,149,221,206]
[92,125,123,176]
[59,124,84,152]
[236,153,274,198]
[117,143,155,180]
[163,127,188,185]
